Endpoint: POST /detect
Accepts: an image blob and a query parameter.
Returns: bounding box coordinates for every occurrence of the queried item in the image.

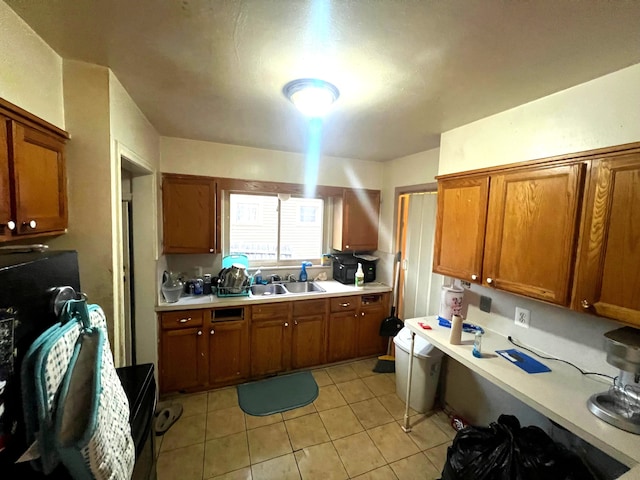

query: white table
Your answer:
[402,316,640,467]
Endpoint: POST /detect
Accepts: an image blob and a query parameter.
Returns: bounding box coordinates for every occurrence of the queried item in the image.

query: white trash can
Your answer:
[393,326,444,413]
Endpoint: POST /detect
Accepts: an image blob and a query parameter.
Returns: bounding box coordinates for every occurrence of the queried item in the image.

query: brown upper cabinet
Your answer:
[162,173,219,254]
[0,102,69,241]
[434,141,640,324]
[572,149,640,325]
[333,189,381,252]
[434,162,586,306]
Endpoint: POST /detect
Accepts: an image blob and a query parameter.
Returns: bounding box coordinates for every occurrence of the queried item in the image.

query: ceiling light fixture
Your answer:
[283,78,340,117]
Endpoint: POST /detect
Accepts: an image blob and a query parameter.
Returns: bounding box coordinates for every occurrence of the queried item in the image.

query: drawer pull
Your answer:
[24,220,37,229]
[486,277,493,284]
[178,317,192,323]
[339,302,350,308]
[197,330,202,336]
[210,329,215,335]
[294,320,298,325]
[2,220,16,230]
[284,322,289,327]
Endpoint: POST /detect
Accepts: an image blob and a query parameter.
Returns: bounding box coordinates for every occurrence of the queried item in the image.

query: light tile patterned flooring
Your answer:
[156,357,455,480]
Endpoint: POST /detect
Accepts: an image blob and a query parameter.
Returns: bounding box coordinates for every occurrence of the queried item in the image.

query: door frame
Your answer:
[393,183,437,319]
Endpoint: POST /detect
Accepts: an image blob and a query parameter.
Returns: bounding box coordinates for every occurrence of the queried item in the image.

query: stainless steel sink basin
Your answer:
[250,283,288,296]
[282,281,326,294]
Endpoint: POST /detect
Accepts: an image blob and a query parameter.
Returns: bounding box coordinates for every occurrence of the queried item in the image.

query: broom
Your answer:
[374,251,403,373]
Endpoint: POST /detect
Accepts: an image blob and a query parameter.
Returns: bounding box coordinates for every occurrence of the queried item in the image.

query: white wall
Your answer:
[436,63,640,469]
[0,0,64,127]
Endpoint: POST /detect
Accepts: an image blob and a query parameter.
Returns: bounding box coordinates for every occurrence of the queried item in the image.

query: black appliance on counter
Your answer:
[332,254,376,285]
[0,250,156,479]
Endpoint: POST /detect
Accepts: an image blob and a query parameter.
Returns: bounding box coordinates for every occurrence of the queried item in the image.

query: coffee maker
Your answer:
[587,327,640,434]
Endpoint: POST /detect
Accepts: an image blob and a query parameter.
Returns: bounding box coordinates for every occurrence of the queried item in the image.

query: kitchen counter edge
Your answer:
[155,281,391,312]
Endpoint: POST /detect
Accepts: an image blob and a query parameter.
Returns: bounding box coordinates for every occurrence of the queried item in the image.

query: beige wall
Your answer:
[437,62,640,451]
[160,137,384,190]
[439,63,640,175]
[0,0,64,127]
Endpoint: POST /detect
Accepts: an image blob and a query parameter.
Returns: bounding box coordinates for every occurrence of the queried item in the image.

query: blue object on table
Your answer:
[438,317,485,334]
[495,349,551,374]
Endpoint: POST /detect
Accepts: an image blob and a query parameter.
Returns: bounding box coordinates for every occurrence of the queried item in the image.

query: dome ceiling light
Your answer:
[283,78,340,117]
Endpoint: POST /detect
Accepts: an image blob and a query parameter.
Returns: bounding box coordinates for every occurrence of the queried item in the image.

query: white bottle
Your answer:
[449,314,463,345]
[355,263,364,289]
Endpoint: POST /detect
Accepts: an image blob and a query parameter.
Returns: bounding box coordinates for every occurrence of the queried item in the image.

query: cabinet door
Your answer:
[162,174,217,254]
[209,321,249,386]
[573,153,640,324]
[10,121,67,235]
[483,164,584,305]
[160,327,207,393]
[334,189,380,251]
[433,176,489,283]
[0,116,12,240]
[357,294,389,357]
[291,314,325,369]
[327,311,358,363]
[250,319,291,377]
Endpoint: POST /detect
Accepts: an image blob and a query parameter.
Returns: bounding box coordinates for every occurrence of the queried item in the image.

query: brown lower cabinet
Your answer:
[159,291,389,393]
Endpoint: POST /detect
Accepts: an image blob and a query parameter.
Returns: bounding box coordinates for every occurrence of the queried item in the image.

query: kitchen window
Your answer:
[227,193,325,265]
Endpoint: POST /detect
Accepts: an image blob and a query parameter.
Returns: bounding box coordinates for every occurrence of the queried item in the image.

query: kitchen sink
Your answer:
[282,281,326,294]
[250,283,288,296]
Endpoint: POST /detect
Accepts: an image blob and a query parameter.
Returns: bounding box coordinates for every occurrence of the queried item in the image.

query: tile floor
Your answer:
[156,357,455,480]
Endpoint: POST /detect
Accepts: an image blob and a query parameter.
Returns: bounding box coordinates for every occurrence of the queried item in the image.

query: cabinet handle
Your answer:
[294,320,298,325]
[210,329,215,335]
[345,244,350,249]
[486,277,493,284]
[197,330,202,336]
[339,302,350,308]
[178,317,192,323]
[581,299,592,310]
[23,220,37,229]
[361,312,365,316]
[471,274,477,281]
[2,220,16,231]
[209,248,214,253]
[284,322,289,327]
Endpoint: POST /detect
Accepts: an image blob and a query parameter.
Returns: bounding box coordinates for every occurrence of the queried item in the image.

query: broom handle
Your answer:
[391,251,401,315]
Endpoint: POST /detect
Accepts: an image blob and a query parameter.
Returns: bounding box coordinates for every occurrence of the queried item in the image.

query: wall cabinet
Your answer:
[333,189,381,252]
[573,150,640,325]
[434,164,585,305]
[0,107,68,240]
[162,173,218,254]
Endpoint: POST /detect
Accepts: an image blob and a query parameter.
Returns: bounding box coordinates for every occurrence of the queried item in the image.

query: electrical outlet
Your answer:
[515,307,530,328]
[460,280,471,289]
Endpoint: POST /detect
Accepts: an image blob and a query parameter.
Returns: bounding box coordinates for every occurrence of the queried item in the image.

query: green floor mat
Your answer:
[237,371,319,416]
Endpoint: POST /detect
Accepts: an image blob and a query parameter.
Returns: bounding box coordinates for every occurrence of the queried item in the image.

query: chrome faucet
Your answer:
[285,273,297,282]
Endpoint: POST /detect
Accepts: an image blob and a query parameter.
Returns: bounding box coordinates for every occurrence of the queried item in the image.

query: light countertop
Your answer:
[156,281,392,311]
[404,316,640,467]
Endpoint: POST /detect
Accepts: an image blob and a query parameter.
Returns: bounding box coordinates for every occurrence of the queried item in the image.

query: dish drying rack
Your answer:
[216,286,250,298]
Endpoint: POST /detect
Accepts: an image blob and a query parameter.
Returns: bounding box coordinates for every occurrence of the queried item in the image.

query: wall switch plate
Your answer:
[515,307,530,328]
[479,295,492,313]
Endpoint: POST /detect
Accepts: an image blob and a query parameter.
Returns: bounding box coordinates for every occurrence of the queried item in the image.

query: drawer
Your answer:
[293,298,328,317]
[161,310,204,329]
[330,296,358,313]
[251,302,290,321]
[360,293,386,307]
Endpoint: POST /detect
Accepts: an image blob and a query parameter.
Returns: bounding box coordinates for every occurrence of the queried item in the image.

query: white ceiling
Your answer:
[6,0,640,161]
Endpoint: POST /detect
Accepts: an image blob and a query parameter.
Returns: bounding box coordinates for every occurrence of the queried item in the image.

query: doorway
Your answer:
[395,187,443,320]
[121,170,136,365]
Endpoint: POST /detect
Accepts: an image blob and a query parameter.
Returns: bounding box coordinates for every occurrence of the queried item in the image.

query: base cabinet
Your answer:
[159,310,208,393]
[209,320,249,386]
[159,291,389,393]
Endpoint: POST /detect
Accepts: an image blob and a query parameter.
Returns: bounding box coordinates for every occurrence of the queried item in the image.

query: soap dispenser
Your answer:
[299,262,312,282]
[355,263,365,289]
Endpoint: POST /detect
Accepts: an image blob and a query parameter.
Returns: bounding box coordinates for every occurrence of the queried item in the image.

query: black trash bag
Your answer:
[440,414,596,480]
